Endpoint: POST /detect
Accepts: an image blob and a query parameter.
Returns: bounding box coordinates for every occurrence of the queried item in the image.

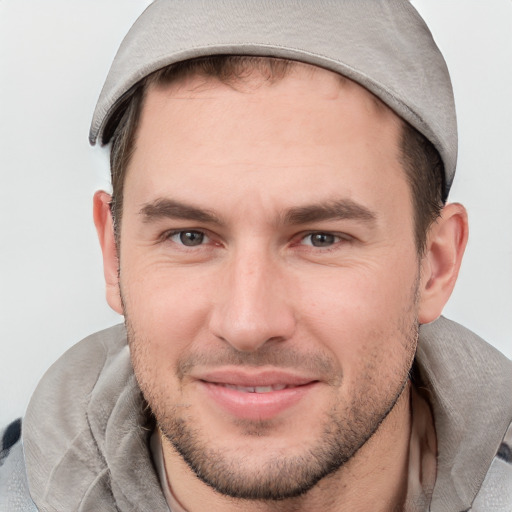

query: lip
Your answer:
[195,369,319,421]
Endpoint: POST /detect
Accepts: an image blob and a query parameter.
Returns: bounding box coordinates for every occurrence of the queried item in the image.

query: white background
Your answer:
[0,1,511,427]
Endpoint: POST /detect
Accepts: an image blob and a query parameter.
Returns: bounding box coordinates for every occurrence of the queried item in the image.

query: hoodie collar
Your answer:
[23,318,512,512]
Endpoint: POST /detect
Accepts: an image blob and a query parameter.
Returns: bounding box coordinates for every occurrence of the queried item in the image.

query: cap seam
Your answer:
[93,42,426,143]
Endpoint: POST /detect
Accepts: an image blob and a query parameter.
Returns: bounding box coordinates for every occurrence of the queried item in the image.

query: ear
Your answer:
[93,190,123,315]
[418,203,468,324]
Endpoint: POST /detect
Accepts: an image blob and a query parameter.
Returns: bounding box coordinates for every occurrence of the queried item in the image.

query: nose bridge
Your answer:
[210,242,295,352]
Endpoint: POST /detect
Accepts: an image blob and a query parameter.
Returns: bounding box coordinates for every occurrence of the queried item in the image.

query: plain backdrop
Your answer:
[1,1,511,427]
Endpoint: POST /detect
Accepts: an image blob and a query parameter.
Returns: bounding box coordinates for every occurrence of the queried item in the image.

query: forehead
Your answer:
[146,61,400,126]
[124,63,409,221]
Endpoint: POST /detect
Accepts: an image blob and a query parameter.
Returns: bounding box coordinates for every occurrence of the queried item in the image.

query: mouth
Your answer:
[214,383,295,393]
[195,370,319,421]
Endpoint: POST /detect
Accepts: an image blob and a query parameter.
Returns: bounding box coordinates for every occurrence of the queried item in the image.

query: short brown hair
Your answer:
[107,56,444,253]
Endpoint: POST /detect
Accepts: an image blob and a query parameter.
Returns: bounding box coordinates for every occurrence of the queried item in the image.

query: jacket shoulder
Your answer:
[470,422,512,511]
[1,418,22,462]
[0,419,38,512]
[417,317,512,510]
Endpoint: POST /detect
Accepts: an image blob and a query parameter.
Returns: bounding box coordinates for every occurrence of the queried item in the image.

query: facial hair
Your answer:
[125,307,418,502]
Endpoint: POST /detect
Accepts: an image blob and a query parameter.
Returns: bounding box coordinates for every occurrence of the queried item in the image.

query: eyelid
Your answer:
[295,231,353,248]
[158,228,352,249]
[161,228,211,246]
[176,230,209,245]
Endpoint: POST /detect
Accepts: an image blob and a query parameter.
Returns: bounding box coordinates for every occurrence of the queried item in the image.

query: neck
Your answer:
[161,384,413,512]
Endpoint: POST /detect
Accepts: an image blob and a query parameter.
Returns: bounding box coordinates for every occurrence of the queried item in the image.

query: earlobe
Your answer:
[418,203,468,324]
[93,190,124,315]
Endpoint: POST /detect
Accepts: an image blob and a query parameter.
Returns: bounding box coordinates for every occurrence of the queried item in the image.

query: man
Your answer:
[1,1,511,511]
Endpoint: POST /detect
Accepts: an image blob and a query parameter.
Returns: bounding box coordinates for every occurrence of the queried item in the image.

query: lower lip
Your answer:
[200,381,317,421]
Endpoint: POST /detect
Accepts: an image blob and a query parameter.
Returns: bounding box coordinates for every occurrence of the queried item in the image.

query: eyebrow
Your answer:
[140,197,376,228]
[140,199,222,225]
[283,199,377,226]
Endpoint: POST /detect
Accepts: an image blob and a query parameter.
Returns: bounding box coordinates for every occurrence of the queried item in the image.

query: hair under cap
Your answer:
[89,0,457,196]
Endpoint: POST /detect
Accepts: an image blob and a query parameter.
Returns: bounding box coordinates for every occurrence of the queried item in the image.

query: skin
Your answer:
[94,63,468,511]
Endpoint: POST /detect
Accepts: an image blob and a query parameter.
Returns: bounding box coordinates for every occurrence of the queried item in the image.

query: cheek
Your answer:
[294,259,418,379]
[121,262,215,360]
[298,256,417,323]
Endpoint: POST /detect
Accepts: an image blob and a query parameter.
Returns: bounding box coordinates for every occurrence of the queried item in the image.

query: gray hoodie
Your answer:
[1,317,511,511]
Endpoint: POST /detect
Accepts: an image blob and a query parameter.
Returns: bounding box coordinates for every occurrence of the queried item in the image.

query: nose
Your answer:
[209,248,296,352]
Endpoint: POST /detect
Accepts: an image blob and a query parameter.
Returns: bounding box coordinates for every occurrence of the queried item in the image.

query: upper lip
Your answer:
[193,369,318,387]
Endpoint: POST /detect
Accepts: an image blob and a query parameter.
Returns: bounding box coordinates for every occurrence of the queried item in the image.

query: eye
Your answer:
[301,232,341,248]
[169,230,209,247]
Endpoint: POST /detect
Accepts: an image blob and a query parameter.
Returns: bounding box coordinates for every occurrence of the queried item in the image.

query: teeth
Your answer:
[254,386,274,393]
[266,384,287,391]
[224,384,287,393]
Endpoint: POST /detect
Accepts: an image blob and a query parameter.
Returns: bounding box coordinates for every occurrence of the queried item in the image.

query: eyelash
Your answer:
[162,229,351,251]
[298,232,345,248]
[164,229,212,247]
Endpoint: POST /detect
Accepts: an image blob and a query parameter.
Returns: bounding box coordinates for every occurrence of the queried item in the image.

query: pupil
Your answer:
[180,231,204,246]
[312,233,335,247]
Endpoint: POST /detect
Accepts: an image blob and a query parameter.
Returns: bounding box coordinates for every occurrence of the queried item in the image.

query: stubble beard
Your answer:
[158,382,413,502]
[124,287,419,502]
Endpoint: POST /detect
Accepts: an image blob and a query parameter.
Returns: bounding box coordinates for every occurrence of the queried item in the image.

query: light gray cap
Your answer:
[90,0,457,196]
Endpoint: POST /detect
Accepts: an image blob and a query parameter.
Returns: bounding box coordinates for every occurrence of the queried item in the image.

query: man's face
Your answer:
[117,64,420,499]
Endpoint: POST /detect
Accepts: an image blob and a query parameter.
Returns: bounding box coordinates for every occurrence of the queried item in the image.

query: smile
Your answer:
[220,384,289,393]
[195,371,319,421]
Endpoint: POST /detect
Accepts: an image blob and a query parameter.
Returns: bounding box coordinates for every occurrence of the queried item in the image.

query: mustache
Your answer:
[176,345,341,382]
[123,316,342,383]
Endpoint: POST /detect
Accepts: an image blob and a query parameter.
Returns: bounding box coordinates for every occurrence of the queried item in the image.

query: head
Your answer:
[92,0,467,504]
[108,56,445,255]
[94,58,467,501]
